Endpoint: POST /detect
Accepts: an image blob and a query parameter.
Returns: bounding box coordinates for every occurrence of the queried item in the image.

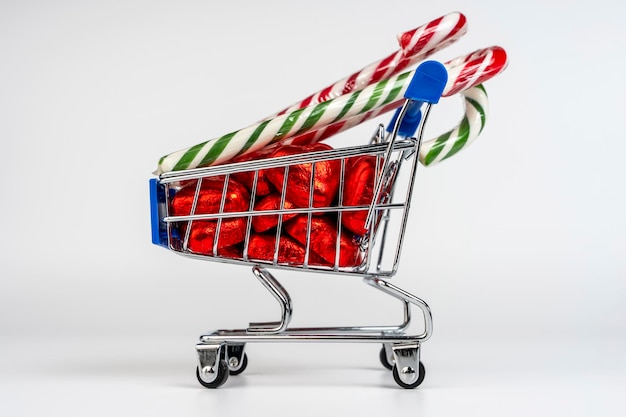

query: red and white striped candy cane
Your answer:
[271,12,467,117]
[443,46,508,96]
[284,46,508,167]
[154,46,507,173]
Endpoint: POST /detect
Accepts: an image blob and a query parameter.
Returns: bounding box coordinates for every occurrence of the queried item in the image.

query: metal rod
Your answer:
[242,170,260,262]
[364,276,432,342]
[199,331,424,344]
[274,166,290,265]
[363,99,410,231]
[212,174,230,256]
[183,177,203,251]
[158,141,415,183]
[392,103,432,272]
[247,266,293,333]
[164,203,407,222]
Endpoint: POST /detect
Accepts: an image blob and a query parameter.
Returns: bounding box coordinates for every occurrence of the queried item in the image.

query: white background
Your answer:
[1,0,625,416]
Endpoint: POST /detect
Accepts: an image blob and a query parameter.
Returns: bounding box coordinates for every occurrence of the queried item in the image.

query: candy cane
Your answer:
[418,46,507,166]
[271,47,507,161]
[154,69,421,174]
[154,46,506,174]
[271,12,467,117]
[420,84,488,165]
[442,46,508,96]
[153,13,467,174]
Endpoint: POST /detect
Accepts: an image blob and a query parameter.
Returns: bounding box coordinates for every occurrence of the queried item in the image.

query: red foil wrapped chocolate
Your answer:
[341,155,378,235]
[265,143,340,208]
[215,244,244,259]
[285,215,362,267]
[167,142,374,267]
[231,148,275,196]
[252,193,297,233]
[170,176,250,216]
[247,233,325,265]
[170,177,250,256]
[184,218,247,255]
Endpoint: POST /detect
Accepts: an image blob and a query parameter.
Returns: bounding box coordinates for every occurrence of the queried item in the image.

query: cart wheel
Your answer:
[228,353,248,376]
[392,361,425,389]
[196,360,229,389]
[379,346,393,370]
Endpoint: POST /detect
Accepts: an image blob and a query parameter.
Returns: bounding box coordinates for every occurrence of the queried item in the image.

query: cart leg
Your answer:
[247,266,293,333]
[364,277,430,388]
[364,276,433,341]
[196,344,229,388]
[392,342,425,389]
[225,343,248,376]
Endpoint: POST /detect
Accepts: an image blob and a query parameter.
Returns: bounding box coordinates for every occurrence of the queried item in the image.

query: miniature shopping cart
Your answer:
[150,61,448,389]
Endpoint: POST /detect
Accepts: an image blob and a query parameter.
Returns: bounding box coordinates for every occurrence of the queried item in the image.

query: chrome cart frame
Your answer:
[150,61,448,388]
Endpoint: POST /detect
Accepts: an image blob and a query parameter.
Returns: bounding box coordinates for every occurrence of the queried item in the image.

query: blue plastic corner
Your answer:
[404,60,448,104]
[385,60,448,137]
[149,178,169,248]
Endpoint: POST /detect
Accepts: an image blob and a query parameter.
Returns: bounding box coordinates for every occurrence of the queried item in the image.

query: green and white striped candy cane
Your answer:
[154,70,417,174]
[419,84,488,166]
[154,46,505,174]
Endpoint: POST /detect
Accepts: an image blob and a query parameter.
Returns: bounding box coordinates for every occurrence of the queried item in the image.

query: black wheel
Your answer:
[379,346,393,370]
[392,361,425,389]
[196,360,229,389]
[228,353,248,376]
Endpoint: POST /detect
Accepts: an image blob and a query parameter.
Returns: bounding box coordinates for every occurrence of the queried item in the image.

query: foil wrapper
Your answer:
[342,155,378,235]
[247,233,325,265]
[170,177,250,216]
[231,148,276,196]
[252,193,297,233]
[265,143,340,208]
[285,215,362,267]
[184,218,247,255]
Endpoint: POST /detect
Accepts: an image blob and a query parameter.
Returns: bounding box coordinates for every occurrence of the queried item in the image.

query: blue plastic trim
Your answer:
[404,60,448,104]
[386,60,448,137]
[149,178,169,248]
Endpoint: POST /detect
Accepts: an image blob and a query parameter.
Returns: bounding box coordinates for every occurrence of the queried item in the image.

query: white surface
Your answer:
[2,335,625,416]
[1,0,625,416]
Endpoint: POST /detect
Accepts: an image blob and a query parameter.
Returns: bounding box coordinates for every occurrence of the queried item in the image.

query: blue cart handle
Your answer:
[386,61,448,138]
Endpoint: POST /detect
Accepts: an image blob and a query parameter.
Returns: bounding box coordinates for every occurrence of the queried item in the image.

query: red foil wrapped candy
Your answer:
[170,176,250,216]
[341,155,379,235]
[215,244,244,259]
[252,193,297,233]
[285,215,362,267]
[185,218,247,255]
[170,176,250,256]
[247,233,325,266]
[231,148,275,196]
[265,143,340,208]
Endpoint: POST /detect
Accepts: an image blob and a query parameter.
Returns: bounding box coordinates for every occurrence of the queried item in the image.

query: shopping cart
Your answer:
[150,61,447,388]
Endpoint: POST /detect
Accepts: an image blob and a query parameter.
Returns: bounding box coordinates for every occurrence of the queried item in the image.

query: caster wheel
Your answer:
[196,360,229,389]
[228,353,248,376]
[379,346,393,370]
[392,361,425,389]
